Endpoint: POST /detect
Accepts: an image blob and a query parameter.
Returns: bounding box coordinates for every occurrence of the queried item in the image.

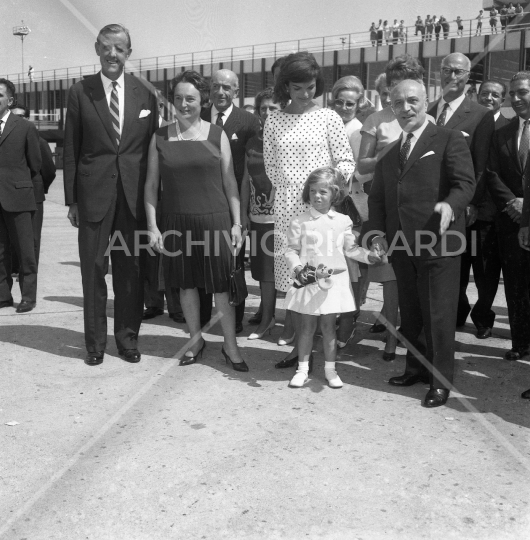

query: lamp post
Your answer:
[13,21,31,79]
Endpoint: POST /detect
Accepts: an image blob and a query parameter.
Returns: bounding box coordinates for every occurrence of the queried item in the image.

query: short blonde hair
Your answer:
[331,76,370,113]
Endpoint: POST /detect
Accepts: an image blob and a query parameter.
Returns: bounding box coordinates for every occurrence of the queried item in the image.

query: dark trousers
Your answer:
[0,205,37,303]
[392,254,460,389]
[457,220,502,329]
[144,248,182,315]
[198,245,246,327]
[78,179,145,353]
[496,214,530,349]
[10,201,44,273]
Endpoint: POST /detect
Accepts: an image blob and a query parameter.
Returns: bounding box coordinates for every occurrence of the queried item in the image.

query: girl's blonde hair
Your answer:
[301,166,346,206]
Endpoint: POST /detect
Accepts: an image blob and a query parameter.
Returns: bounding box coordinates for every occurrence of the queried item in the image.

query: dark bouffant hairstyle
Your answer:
[274,52,325,103]
[169,70,210,106]
[385,54,425,86]
[301,166,346,206]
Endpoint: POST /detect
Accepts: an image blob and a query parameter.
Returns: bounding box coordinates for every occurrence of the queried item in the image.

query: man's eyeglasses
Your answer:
[334,99,357,109]
[441,67,470,77]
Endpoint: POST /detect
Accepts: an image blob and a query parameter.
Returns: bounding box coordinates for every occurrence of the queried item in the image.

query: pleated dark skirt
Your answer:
[250,221,275,282]
[161,211,233,294]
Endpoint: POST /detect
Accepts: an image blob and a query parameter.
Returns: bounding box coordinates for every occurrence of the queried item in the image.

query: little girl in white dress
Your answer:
[284,167,381,389]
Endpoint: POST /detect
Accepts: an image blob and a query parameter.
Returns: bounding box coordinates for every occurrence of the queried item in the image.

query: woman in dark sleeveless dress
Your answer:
[144,71,248,371]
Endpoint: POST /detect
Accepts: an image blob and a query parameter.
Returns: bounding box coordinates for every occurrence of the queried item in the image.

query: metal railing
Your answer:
[3,15,530,86]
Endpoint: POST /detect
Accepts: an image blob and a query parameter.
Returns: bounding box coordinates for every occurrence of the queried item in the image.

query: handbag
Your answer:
[228,253,248,306]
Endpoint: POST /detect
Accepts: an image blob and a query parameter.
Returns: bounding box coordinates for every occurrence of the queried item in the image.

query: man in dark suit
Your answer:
[487,71,530,362]
[10,104,56,268]
[0,79,42,314]
[199,69,260,334]
[456,81,509,339]
[64,24,158,366]
[427,53,495,329]
[369,80,476,407]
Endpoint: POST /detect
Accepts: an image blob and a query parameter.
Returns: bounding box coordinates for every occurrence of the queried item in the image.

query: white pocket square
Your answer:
[231,133,238,140]
[139,109,151,118]
[420,151,435,159]
[461,131,469,137]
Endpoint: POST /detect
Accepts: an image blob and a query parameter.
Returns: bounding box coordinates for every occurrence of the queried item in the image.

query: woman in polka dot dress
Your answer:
[263,52,355,367]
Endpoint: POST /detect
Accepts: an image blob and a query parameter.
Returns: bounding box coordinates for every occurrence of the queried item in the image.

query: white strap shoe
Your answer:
[289,370,309,388]
[325,369,343,389]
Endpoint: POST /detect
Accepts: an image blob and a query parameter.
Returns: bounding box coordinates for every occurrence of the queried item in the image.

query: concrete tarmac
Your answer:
[1,173,529,539]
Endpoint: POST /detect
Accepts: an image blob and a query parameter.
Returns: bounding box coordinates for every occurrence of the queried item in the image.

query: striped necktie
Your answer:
[399,133,414,173]
[110,81,120,146]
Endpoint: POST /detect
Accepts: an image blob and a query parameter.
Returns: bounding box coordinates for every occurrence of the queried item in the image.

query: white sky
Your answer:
[1,0,483,76]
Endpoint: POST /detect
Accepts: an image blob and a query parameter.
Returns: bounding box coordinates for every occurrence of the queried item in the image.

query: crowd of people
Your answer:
[2,23,530,409]
[369,4,527,45]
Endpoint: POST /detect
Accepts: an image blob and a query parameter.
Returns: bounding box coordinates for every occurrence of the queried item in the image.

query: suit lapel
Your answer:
[427,101,438,121]
[89,73,118,150]
[0,114,18,147]
[505,118,522,174]
[120,74,139,147]
[444,97,470,130]
[222,107,242,138]
[400,123,436,178]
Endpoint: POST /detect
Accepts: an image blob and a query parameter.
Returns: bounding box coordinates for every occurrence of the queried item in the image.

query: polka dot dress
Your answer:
[263,108,355,292]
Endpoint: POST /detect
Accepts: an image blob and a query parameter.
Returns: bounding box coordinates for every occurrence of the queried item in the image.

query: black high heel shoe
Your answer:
[179,339,206,366]
[222,348,249,372]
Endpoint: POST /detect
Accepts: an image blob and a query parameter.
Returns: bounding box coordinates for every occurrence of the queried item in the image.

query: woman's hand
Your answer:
[148,226,164,253]
[231,224,243,251]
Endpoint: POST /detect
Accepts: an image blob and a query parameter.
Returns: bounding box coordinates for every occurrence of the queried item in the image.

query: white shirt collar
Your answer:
[100,71,125,90]
[212,103,233,123]
[401,118,429,144]
[309,207,337,219]
[494,111,501,122]
[0,110,11,123]
[518,115,530,130]
[440,92,466,113]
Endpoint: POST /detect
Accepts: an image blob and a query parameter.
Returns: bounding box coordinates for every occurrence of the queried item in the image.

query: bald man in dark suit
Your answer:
[199,69,260,333]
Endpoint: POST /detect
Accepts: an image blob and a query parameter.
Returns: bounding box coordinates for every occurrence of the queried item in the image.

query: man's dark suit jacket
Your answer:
[32,138,56,204]
[428,97,495,206]
[487,116,527,216]
[63,72,158,222]
[369,122,476,258]
[200,105,260,190]
[0,114,41,212]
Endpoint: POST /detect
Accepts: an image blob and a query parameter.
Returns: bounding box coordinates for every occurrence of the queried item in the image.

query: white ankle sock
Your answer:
[324,361,336,371]
[297,361,309,373]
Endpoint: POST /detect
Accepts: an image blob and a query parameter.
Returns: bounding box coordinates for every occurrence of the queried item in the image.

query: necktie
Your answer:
[437,103,450,127]
[110,81,120,146]
[399,133,414,173]
[216,112,224,127]
[519,120,530,173]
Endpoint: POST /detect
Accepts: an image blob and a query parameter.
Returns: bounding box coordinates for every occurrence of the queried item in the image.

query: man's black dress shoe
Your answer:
[424,388,450,408]
[118,349,141,363]
[521,389,530,399]
[170,313,186,323]
[85,351,104,366]
[235,322,244,334]
[0,299,14,309]
[369,323,386,333]
[143,307,163,320]
[505,347,530,361]
[382,351,396,361]
[16,301,35,313]
[476,326,492,339]
[388,372,429,386]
